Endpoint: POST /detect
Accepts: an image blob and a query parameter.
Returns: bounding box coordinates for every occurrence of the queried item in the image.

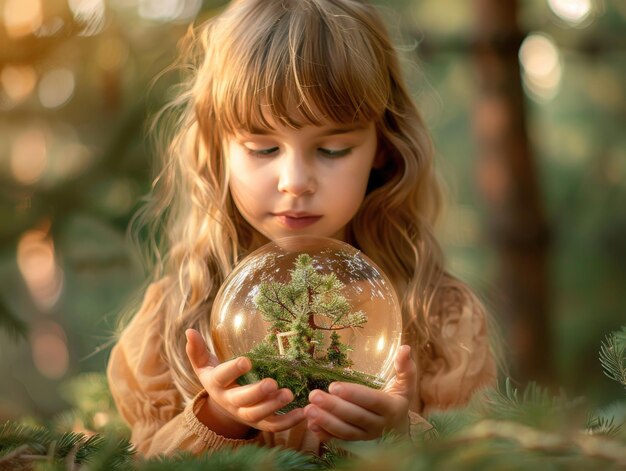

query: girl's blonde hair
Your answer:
[132,0,448,402]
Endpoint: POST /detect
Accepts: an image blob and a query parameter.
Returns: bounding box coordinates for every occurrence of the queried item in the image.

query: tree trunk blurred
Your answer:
[471,0,553,384]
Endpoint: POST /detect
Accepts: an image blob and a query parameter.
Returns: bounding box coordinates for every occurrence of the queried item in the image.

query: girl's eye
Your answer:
[318,147,352,158]
[246,146,279,157]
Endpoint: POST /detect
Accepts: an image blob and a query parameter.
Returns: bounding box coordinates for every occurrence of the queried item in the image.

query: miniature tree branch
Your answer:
[253,254,368,364]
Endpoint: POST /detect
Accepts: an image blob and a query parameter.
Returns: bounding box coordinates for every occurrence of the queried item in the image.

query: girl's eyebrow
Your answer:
[316,125,368,137]
[243,124,368,137]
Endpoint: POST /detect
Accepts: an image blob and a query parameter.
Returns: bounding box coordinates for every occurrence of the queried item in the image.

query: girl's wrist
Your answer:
[196,393,253,439]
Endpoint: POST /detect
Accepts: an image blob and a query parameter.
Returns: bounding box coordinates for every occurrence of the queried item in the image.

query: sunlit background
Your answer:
[0,0,625,424]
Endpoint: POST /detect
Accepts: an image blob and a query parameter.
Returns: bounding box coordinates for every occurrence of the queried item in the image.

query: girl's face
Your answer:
[227,121,378,243]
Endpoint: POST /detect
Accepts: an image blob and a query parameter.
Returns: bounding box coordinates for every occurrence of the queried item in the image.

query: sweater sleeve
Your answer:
[106,281,261,457]
[418,278,497,414]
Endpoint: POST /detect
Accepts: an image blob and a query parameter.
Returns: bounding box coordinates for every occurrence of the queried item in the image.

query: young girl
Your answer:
[107,0,497,457]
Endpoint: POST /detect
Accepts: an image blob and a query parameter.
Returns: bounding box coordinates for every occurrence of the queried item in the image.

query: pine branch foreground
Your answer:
[1,328,625,470]
[600,327,626,390]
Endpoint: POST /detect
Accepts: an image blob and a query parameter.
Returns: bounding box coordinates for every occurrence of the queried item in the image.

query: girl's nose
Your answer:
[277,154,316,197]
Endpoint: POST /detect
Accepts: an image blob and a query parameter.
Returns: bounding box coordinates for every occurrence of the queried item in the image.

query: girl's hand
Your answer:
[303,345,417,442]
[185,329,305,438]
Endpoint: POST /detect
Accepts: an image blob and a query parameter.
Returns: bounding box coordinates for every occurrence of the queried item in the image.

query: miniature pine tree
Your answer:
[254,253,367,362]
[327,331,352,367]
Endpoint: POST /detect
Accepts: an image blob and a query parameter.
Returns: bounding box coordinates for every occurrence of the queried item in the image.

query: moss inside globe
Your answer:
[210,236,402,412]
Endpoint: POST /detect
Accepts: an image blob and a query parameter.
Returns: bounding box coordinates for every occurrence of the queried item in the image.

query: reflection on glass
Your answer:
[376,335,386,352]
[233,313,244,332]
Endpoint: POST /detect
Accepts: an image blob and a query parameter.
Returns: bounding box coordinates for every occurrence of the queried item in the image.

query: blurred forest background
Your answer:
[0,0,624,426]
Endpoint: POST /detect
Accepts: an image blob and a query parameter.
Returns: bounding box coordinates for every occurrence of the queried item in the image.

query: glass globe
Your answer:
[210,236,403,387]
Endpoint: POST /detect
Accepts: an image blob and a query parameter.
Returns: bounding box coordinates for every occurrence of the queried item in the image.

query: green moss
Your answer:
[236,351,384,412]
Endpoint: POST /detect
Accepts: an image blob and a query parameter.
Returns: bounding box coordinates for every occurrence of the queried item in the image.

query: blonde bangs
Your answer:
[209,0,391,133]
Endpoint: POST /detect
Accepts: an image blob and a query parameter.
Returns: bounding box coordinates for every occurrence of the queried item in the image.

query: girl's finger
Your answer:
[185,329,218,373]
[328,382,396,416]
[304,404,368,441]
[308,389,383,431]
[386,345,417,400]
[208,356,252,388]
[395,345,417,382]
[308,421,333,442]
[258,408,306,433]
[237,388,294,423]
[225,378,279,407]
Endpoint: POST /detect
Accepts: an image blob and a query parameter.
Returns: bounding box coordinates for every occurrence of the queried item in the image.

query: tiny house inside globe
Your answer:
[210,236,403,406]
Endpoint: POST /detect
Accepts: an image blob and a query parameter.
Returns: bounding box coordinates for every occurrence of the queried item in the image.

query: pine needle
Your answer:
[141,445,319,471]
[586,415,623,438]
[81,437,136,471]
[480,378,584,429]
[599,328,626,389]
[0,421,51,455]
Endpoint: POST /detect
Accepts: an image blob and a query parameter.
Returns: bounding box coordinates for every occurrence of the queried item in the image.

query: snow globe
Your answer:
[210,236,403,411]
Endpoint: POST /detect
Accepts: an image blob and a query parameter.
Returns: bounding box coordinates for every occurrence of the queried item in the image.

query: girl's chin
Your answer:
[248,222,348,245]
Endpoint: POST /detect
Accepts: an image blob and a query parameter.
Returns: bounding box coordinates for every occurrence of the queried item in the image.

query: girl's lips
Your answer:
[274,214,322,229]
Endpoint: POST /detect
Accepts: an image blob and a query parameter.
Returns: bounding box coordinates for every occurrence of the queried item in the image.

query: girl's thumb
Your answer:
[185,328,219,373]
[389,345,417,400]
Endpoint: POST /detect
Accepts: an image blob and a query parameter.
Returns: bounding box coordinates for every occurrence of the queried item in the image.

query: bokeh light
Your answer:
[10,127,48,185]
[68,0,106,36]
[519,33,562,102]
[38,68,76,109]
[138,0,202,22]
[47,123,93,182]
[17,228,65,311]
[547,0,593,26]
[0,65,37,105]
[3,0,43,39]
[34,17,66,38]
[31,321,69,379]
[93,412,110,428]
[53,141,92,181]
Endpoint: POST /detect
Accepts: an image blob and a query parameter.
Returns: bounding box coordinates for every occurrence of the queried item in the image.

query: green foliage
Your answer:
[141,446,319,471]
[239,351,382,411]
[0,421,135,471]
[3,323,626,470]
[326,332,352,368]
[0,421,51,456]
[586,415,623,438]
[244,254,375,407]
[53,373,129,438]
[254,254,365,361]
[249,338,279,357]
[600,327,626,390]
[478,378,586,430]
